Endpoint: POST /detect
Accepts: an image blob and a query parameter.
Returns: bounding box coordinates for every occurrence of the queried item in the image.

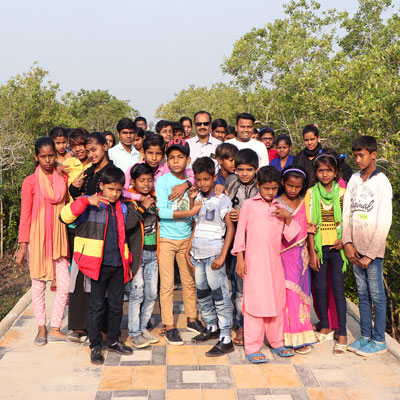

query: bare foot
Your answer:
[37,325,47,339]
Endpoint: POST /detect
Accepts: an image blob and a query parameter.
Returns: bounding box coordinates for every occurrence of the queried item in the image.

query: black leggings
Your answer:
[311,246,347,336]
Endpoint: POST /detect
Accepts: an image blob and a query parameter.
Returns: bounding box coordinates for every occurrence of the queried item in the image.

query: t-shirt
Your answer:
[226,138,269,167]
[142,203,157,251]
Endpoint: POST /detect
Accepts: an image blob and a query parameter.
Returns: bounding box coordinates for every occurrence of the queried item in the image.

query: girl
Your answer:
[233,166,300,363]
[305,149,348,356]
[277,165,317,354]
[103,131,116,149]
[132,128,145,161]
[258,126,279,162]
[15,137,69,345]
[270,136,295,172]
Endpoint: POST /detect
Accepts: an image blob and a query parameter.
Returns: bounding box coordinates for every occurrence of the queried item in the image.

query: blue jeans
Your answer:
[229,255,243,329]
[191,255,232,338]
[128,250,158,338]
[353,258,386,342]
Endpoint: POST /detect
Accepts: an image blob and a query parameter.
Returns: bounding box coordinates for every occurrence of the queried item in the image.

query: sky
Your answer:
[0,0,362,124]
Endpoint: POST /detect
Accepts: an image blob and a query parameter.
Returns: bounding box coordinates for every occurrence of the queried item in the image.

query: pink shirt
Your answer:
[232,194,300,317]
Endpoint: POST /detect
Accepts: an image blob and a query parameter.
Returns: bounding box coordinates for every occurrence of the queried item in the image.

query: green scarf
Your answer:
[311,181,348,272]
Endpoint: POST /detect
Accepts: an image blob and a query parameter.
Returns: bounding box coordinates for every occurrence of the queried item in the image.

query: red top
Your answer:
[268,148,279,162]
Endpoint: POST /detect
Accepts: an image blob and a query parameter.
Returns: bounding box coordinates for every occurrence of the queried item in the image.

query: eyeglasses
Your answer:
[194,122,210,127]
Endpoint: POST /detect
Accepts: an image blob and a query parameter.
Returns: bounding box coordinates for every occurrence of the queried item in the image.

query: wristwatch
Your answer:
[186,180,192,188]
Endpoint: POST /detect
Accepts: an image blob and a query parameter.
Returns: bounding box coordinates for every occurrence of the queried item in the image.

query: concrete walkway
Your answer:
[1,288,400,400]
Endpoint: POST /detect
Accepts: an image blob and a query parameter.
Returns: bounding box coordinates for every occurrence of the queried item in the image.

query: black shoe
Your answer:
[187,318,206,334]
[165,328,183,345]
[107,342,133,355]
[191,328,221,343]
[206,340,234,357]
[90,347,104,365]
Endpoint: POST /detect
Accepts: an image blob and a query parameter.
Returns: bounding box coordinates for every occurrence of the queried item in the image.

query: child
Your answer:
[49,126,72,163]
[211,118,228,142]
[60,167,133,364]
[277,165,317,354]
[156,120,173,144]
[251,129,259,141]
[270,135,295,172]
[343,136,392,356]
[185,157,235,356]
[15,137,69,345]
[215,143,238,186]
[232,166,300,362]
[172,122,185,140]
[225,125,236,141]
[104,131,116,149]
[125,163,160,348]
[258,126,279,162]
[155,138,205,345]
[305,149,348,356]
[224,148,259,346]
[179,116,193,139]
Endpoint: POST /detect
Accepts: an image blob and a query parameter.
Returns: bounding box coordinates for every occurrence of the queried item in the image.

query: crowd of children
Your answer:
[15,113,393,365]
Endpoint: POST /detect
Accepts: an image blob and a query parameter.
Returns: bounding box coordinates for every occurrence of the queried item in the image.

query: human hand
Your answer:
[307,223,319,234]
[229,208,240,222]
[214,184,227,197]
[309,250,321,272]
[235,258,247,278]
[344,243,360,266]
[185,252,195,273]
[15,243,28,266]
[169,182,189,202]
[188,185,199,199]
[72,171,85,188]
[330,239,343,251]
[272,206,291,219]
[358,256,372,269]
[191,200,202,216]
[55,162,69,177]
[141,195,155,209]
[211,255,225,270]
[87,194,109,208]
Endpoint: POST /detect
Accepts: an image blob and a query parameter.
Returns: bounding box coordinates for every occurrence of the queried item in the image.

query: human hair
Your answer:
[215,143,238,160]
[85,131,107,146]
[143,134,165,153]
[155,120,172,133]
[302,124,319,137]
[172,122,184,134]
[352,135,377,153]
[75,127,89,136]
[179,116,192,126]
[192,156,215,176]
[130,163,154,181]
[100,166,125,185]
[312,148,341,184]
[35,136,56,155]
[116,118,135,133]
[49,126,67,139]
[134,127,145,138]
[236,112,255,125]
[226,125,236,135]
[134,116,147,125]
[281,164,308,197]
[69,128,88,145]
[258,126,275,139]
[103,131,116,146]
[257,166,281,185]
[194,110,212,121]
[211,118,227,131]
[235,148,259,169]
[276,135,292,147]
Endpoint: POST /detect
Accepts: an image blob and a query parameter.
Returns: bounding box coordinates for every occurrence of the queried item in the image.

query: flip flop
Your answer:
[245,352,269,363]
[315,331,335,344]
[271,346,295,357]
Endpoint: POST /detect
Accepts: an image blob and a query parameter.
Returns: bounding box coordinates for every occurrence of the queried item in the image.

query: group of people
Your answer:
[15,111,392,366]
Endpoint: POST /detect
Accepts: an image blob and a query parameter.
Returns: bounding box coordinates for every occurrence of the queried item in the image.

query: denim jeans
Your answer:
[353,257,386,342]
[128,250,158,338]
[191,255,232,338]
[229,255,243,329]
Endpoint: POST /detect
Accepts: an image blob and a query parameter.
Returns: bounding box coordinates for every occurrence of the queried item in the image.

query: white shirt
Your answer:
[108,142,140,172]
[226,138,269,167]
[186,135,221,166]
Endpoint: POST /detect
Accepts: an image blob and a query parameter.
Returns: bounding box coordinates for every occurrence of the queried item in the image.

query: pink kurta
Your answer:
[231,194,301,318]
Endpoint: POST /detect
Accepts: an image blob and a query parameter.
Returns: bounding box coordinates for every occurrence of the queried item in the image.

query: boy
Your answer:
[156,120,173,144]
[60,167,133,364]
[215,143,238,186]
[224,148,259,346]
[155,138,205,345]
[172,122,185,140]
[212,118,228,142]
[49,126,72,163]
[185,157,235,356]
[125,164,160,348]
[343,136,392,356]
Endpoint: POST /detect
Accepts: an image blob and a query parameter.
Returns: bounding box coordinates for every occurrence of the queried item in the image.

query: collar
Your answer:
[195,134,212,144]
[117,142,135,153]
[253,193,279,205]
[360,167,380,180]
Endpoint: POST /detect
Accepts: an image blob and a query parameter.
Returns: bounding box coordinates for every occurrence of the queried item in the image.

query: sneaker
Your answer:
[187,318,206,334]
[165,328,183,345]
[90,347,104,365]
[67,330,88,343]
[131,335,150,349]
[356,339,387,357]
[108,342,134,355]
[206,340,234,357]
[142,330,159,344]
[348,336,369,353]
[191,328,220,343]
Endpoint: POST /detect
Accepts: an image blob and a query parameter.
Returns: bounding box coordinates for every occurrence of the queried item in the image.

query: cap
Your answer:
[166,137,190,157]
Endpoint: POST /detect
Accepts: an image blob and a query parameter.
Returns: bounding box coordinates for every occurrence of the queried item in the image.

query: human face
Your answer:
[144,145,164,170]
[225,132,235,141]
[303,131,319,151]
[105,134,114,149]
[195,171,216,196]
[316,163,336,189]
[236,163,256,185]
[251,132,259,141]
[167,149,188,175]
[54,136,68,155]
[194,113,211,138]
[277,140,291,159]
[118,128,135,149]
[260,132,274,149]
[99,182,123,203]
[182,120,192,137]
[136,121,147,131]
[283,176,303,200]
[159,126,173,143]
[34,145,56,175]
[131,174,153,196]
[212,127,226,142]
[258,181,279,203]
[235,118,254,142]
[353,149,376,172]
[132,134,144,152]
[70,140,88,161]
[85,141,108,165]
[173,130,185,140]
[218,157,235,175]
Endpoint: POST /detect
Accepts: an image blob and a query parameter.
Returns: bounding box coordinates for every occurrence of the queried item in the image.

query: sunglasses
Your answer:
[194,121,210,127]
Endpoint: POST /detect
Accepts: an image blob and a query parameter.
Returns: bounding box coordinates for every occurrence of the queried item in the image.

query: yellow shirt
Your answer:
[63,157,92,202]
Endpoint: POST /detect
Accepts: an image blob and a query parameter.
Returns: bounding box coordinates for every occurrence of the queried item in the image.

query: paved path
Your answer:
[1,288,400,400]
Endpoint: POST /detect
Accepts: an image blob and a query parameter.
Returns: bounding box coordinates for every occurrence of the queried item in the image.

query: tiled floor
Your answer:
[1,288,400,399]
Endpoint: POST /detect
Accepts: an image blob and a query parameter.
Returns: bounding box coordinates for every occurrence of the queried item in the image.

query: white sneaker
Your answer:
[142,330,159,344]
[131,335,150,349]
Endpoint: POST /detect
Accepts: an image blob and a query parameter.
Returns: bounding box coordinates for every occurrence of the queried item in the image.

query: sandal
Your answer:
[245,352,269,363]
[271,346,295,357]
[233,328,244,346]
[295,345,311,355]
[315,331,335,344]
[333,343,347,357]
